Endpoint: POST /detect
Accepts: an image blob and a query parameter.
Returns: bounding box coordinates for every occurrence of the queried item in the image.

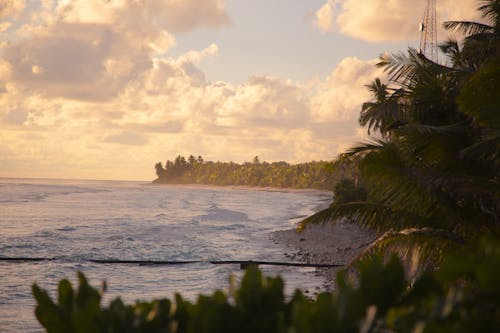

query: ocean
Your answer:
[0,178,332,332]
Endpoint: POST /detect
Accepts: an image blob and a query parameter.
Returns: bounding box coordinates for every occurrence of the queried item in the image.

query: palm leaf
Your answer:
[393,123,467,137]
[443,21,493,36]
[360,95,405,136]
[347,228,464,280]
[378,48,456,87]
[358,144,469,229]
[460,131,500,167]
[439,38,461,55]
[457,56,500,127]
[298,201,434,232]
[344,139,388,157]
[393,124,471,168]
[477,0,500,24]
[338,140,467,229]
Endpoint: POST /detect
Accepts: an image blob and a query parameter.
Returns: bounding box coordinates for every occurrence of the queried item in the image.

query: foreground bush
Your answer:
[33,237,500,333]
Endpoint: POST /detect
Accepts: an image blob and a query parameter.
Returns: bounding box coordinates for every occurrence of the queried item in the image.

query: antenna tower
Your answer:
[419,0,438,62]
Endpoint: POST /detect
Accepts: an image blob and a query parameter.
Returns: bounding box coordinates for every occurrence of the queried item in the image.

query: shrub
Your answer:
[333,178,368,204]
[33,236,500,332]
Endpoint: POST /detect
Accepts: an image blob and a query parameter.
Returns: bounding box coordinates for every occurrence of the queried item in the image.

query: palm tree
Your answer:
[154,162,165,179]
[302,0,500,274]
[359,78,404,137]
[443,0,500,70]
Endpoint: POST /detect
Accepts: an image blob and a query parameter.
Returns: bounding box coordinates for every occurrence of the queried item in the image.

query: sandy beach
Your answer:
[271,218,377,292]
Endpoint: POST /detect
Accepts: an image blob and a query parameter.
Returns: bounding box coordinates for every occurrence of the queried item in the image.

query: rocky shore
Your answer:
[271,219,377,291]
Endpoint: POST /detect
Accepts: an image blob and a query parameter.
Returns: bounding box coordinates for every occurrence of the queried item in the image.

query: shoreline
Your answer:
[149,182,333,195]
[153,182,363,292]
[271,217,376,292]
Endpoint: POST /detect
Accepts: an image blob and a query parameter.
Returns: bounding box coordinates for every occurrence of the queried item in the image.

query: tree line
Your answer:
[153,155,345,190]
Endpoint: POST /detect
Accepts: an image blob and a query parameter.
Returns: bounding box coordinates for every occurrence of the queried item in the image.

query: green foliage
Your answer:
[153,155,341,190]
[333,178,368,204]
[301,1,500,271]
[33,237,500,332]
[458,55,500,128]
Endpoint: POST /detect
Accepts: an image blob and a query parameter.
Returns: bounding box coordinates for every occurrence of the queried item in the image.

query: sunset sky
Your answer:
[0,0,481,180]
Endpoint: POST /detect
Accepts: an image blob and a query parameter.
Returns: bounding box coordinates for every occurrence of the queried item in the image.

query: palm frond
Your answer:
[438,39,473,70]
[344,139,389,157]
[377,49,421,85]
[298,201,434,232]
[393,123,467,137]
[393,123,470,164]
[477,0,500,25]
[443,21,493,36]
[460,131,500,167]
[439,38,460,55]
[360,98,404,136]
[377,48,455,87]
[344,142,456,226]
[457,56,500,127]
[358,145,468,228]
[347,228,463,280]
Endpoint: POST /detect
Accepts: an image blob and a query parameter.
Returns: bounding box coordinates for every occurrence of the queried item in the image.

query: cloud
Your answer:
[143,0,231,33]
[311,57,384,122]
[1,0,228,101]
[104,131,149,145]
[314,0,336,32]
[314,0,482,42]
[0,51,381,179]
[3,22,154,101]
[55,0,230,32]
[0,1,388,180]
[216,76,310,129]
[0,0,25,18]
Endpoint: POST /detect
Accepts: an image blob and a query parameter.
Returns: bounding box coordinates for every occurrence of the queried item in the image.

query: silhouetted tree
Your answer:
[188,155,196,165]
[154,162,165,178]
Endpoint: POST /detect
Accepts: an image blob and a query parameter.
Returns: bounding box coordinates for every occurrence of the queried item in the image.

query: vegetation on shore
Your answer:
[302,0,500,273]
[33,236,500,332]
[153,155,345,190]
[35,1,499,332]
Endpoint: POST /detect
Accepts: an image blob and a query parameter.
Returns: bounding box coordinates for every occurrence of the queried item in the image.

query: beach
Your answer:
[271,218,377,291]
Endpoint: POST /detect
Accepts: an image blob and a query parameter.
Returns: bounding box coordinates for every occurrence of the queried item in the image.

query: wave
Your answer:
[0,183,109,203]
[193,205,248,223]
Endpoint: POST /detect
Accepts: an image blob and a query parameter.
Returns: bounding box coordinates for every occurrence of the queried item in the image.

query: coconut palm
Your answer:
[302,0,500,274]
[443,0,500,70]
[359,78,405,137]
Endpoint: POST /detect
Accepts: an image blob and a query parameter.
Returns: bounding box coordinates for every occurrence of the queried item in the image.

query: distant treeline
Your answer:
[153,155,344,190]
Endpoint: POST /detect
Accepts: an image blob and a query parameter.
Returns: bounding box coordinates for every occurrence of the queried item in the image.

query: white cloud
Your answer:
[0,52,382,179]
[0,0,229,102]
[144,0,231,33]
[314,0,336,32]
[104,131,149,145]
[311,57,384,122]
[314,0,482,42]
[0,0,25,18]
[176,43,219,65]
[0,1,390,180]
[55,0,230,32]
[215,76,310,129]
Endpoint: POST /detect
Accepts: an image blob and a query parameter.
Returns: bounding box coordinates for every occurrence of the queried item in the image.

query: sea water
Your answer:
[0,178,332,332]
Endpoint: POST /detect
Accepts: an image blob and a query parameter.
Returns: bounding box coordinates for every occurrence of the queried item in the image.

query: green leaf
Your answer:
[32,284,73,332]
[57,279,74,312]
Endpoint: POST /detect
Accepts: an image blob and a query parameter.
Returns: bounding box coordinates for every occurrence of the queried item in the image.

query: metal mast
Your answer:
[419,0,438,62]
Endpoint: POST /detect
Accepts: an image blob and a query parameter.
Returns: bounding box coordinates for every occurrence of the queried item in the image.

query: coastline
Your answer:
[271,213,376,292]
[149,182,333,195]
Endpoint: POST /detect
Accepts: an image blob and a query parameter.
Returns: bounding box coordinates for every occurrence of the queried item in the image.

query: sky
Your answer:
[0,0,482,181]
